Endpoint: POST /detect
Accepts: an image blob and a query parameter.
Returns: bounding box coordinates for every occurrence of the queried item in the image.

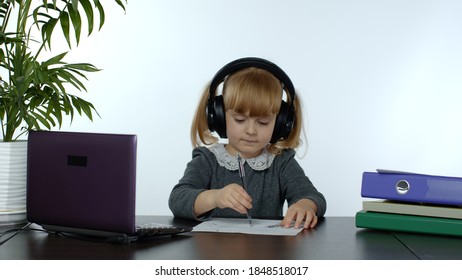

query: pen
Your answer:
[237,154,252,227]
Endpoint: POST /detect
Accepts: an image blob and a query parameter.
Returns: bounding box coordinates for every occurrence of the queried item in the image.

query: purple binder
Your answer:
[361,170,462,206]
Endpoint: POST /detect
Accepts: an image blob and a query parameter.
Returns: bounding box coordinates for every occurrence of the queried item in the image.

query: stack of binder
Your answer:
[355,169,462,237]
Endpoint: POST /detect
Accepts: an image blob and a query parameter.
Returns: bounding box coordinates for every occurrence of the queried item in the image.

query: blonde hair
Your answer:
[191,67,303,155]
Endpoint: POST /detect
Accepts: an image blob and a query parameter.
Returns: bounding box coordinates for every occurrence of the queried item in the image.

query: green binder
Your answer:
[355,210,462,237]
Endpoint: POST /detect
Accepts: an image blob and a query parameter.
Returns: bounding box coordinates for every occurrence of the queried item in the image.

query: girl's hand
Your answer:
[212,183,253,214]
[280,199,318,229]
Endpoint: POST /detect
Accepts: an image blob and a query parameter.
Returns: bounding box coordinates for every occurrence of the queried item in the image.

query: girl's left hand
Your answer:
[280,199,318,229]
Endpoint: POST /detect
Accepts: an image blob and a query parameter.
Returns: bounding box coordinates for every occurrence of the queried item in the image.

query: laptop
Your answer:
[26,130,191,243]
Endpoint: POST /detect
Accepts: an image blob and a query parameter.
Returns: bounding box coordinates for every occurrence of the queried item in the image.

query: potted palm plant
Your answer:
[0,0,127,225]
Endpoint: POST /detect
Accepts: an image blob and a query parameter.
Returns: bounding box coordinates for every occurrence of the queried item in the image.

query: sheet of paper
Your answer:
[192,218,304,236]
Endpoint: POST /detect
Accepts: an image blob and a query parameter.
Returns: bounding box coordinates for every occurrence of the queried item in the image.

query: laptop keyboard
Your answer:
[135,223,191,236]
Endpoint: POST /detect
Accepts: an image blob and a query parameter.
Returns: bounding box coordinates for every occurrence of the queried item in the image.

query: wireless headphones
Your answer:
[207,57,296,143]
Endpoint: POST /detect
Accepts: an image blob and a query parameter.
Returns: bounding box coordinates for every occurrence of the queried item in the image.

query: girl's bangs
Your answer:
[223,68,283,117]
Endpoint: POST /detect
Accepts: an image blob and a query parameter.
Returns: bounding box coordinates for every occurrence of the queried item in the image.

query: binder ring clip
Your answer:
[396,180,410,195]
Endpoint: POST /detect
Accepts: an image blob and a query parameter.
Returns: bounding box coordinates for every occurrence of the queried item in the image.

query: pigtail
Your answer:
[190,84,219,147]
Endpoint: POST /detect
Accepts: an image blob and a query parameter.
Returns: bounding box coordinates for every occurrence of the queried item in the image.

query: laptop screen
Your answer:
[26,131,137,235]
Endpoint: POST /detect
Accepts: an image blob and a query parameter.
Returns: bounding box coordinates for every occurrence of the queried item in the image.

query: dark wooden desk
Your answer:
[392,232,462,260]
[0,216,460,260]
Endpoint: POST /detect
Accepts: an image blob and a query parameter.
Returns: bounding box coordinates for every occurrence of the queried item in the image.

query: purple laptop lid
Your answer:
[26,131,137,235]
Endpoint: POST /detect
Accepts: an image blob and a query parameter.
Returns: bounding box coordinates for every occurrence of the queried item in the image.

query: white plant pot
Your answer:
[0,141,27,226]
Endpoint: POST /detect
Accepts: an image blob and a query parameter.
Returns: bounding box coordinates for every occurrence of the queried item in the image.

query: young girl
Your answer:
[169,57,326,229]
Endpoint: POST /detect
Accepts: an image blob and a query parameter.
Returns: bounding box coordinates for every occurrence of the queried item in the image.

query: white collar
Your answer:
[208,143,275,171]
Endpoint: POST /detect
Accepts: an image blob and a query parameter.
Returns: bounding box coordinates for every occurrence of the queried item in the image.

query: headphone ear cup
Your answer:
[212,95,227,138]
[270,101,293,143]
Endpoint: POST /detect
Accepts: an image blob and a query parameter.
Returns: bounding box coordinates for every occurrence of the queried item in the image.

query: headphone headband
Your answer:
[209,57,295,102]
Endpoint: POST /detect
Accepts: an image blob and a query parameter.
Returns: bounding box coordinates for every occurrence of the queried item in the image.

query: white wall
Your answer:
[55,0,462,216]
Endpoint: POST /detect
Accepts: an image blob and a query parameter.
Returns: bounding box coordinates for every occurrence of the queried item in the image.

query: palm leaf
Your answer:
[68,3,81,45]
[59,11,71,48]
[79,0,94,35]
[0,0,127,141]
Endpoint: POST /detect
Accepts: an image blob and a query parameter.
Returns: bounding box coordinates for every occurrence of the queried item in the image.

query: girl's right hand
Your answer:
[213,183,253,214]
